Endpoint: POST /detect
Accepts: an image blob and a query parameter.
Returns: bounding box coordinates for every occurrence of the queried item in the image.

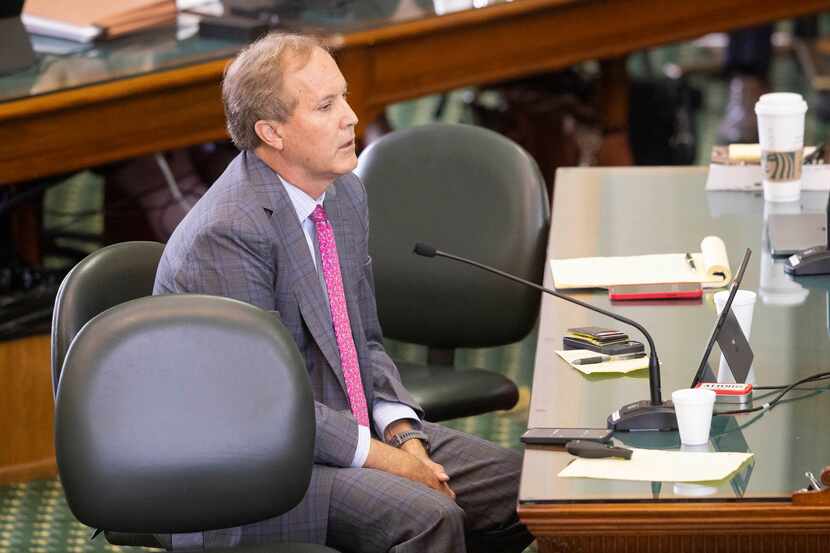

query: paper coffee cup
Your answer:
[671,388,716,445]
[714,290,757,384]
[755,93,808,203]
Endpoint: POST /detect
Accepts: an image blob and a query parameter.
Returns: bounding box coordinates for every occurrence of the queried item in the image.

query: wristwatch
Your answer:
[387,429,430,453]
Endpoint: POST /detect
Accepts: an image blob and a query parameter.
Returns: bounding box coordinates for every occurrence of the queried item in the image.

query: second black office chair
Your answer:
[355,123,550,421]
[50,240,165,399]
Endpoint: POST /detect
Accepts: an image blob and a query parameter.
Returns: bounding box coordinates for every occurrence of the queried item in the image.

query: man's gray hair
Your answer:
[222,33,324,151]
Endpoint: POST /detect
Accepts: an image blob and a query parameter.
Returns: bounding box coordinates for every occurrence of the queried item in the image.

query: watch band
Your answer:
[388,429,430,452]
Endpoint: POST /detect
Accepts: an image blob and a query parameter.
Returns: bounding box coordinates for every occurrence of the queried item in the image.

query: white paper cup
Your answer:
[713,290,757,384]
[755,92,807,203]
[672,388,716,445]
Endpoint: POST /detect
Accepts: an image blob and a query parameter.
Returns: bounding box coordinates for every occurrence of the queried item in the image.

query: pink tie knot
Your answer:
[310,205,328,224]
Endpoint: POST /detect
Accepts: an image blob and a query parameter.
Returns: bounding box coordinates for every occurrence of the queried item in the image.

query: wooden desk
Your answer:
[518,167,830,552]
[2,0,830,186]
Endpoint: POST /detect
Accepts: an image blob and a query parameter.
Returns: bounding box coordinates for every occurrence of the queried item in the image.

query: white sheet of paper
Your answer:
[556,349,648,375]
[559,447,753,482]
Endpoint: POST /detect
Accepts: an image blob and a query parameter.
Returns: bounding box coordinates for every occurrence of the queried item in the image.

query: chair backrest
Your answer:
[55,294,315,534]
[355,123,550,349]
[51,241,164,399]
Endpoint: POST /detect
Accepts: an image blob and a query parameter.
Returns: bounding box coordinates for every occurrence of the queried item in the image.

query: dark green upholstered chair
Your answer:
[355,123,550,421]
[51,241,165,548]
[55,294,338,553]
[50,240,165,400]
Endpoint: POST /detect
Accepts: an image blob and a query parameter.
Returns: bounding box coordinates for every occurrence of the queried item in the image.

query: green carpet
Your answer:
[0,479,120,552]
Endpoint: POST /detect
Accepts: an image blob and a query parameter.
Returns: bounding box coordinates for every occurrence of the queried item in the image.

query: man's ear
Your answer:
[254,120,284,150]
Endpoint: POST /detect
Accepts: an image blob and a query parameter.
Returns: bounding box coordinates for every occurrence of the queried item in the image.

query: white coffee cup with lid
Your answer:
[755,92,808,202]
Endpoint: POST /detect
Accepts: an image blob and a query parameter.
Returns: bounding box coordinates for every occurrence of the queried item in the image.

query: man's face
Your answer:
[276,47,358,187]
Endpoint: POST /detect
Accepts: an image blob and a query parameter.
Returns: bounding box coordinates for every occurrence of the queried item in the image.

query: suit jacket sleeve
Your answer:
[156,214,360,468]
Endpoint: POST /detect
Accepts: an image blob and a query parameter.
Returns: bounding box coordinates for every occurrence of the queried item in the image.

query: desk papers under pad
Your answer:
[559,448,754,482]
[706,144,830,191]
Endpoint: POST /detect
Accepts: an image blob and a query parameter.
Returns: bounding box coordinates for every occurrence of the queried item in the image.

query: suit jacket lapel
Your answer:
[325,186,358,294]
[246,154,347,394]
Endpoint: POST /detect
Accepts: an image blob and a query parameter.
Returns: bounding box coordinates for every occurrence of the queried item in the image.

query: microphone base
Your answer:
[607,400,677,432]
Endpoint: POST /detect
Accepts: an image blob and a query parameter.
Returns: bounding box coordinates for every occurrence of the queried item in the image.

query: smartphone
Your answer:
[562,336,645,356]
[609,283,702,301]
[520,427,613,446]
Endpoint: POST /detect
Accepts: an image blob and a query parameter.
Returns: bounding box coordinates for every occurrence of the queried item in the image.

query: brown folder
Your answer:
[24,0,176,39]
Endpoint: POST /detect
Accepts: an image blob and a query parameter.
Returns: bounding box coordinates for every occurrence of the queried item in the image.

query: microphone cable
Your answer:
[752,373,830,390]
[710,385,830,438]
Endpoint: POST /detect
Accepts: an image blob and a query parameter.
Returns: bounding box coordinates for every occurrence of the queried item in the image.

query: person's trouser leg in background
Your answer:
[717,25,774,144]
[102,143,237,244]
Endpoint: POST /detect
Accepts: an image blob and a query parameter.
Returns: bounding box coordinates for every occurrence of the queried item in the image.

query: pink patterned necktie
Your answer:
[310,205,370,426]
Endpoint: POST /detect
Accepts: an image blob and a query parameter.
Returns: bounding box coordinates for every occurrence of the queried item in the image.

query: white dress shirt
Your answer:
[280,177,420,467]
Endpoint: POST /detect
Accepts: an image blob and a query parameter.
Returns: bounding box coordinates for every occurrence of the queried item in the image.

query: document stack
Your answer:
[23,0,177,43]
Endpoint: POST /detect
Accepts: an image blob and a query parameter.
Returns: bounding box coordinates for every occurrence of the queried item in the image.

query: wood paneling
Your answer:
[520,479,830,551]
[521,501,830,535]
[0,61,229,186]
[536,534,830,553]
[0,335,56,484]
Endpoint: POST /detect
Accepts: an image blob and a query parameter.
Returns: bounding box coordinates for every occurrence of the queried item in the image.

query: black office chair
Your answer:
[55,294,337,553]
[51,240,162,548]
[50,240,165,399]
[355,123,550,421]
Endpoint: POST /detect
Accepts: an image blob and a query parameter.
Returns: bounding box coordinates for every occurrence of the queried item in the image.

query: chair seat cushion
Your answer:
[396,361,519,422]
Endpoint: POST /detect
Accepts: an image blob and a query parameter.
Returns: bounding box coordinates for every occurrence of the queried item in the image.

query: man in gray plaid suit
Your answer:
[154,32,532,553]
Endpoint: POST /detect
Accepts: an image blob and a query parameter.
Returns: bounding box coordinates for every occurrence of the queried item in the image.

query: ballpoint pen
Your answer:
[571,352,647,365]
[685,252,697,272]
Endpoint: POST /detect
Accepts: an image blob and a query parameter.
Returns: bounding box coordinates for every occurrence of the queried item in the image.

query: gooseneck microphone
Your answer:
[413,243,677,432]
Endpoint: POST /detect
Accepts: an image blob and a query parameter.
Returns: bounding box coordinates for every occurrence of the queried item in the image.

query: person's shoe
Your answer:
[717,75,768,144]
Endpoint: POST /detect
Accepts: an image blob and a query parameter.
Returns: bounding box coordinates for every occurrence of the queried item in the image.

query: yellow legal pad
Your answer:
[549,236,731,289]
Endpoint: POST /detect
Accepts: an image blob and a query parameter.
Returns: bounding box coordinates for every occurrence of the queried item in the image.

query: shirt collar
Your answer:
[279,176,326,225]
